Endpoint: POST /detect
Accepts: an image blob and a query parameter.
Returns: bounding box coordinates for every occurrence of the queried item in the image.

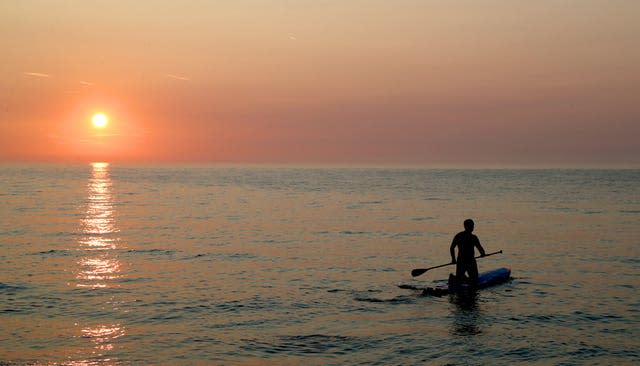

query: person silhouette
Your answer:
[450,219,486,284]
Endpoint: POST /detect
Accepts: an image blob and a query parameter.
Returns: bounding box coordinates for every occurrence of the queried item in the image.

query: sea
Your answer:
[1,164,639,365]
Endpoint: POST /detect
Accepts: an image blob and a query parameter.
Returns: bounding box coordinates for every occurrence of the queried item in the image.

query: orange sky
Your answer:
[1,1,639,166]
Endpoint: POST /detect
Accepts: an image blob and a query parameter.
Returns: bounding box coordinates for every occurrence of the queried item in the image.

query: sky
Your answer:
[1,0,639,166]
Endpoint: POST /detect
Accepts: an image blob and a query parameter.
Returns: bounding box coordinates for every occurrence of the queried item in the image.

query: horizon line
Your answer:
[1,159,638,170]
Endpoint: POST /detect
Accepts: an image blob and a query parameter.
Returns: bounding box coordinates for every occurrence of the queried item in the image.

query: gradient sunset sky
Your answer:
[1,1,638,166]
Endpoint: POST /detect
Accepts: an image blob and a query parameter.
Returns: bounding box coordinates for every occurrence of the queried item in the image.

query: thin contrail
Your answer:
[23,72,51,78]
[165,73,191,81]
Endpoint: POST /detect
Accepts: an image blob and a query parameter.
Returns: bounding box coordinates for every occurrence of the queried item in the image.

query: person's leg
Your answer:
[448,273,457,285]
[468,260,479,284]
[456,262,465,280]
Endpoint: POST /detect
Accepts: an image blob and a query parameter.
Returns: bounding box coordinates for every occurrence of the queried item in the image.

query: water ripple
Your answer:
[241,334,382,357]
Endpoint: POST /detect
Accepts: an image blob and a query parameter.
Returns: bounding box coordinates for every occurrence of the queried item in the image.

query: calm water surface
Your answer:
[1,164,639,365]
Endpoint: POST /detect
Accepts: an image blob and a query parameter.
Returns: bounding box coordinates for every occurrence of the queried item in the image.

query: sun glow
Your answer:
[91,113,109,128]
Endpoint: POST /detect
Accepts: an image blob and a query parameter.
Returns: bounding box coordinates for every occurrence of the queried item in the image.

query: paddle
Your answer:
[411,250,503,277]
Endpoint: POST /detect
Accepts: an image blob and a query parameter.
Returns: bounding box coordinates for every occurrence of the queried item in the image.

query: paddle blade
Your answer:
[411,268,428,277]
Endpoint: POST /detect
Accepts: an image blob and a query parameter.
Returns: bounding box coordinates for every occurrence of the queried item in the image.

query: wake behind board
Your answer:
[399,267,511,296]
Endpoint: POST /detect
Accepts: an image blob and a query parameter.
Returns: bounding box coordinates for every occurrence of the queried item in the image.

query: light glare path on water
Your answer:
[1,164,639,364]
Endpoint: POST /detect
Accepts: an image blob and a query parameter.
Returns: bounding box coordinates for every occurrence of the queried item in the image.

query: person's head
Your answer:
[463,219,474,232]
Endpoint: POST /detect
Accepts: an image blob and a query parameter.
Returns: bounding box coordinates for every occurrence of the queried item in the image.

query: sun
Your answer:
[91,113,109,128]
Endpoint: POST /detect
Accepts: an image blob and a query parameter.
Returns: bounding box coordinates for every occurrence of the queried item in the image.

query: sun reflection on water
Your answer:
[76,162,122,288]
[71,162,126,363]
[81,324,125,352]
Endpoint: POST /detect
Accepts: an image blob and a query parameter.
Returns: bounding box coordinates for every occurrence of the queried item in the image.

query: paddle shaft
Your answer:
[411,250,502,277]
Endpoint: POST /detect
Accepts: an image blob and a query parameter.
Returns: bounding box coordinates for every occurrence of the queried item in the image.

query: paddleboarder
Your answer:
[450,219,486,284]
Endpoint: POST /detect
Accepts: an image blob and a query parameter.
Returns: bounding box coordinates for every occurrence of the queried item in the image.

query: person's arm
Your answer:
[450,239,457,264]
[475,236,486,256]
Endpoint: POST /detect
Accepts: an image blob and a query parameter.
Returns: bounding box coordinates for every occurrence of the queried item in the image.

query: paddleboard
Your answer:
[399,267,511,296]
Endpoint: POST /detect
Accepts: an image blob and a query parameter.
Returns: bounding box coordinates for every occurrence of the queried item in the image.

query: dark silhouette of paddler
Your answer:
[450,219,486,285]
